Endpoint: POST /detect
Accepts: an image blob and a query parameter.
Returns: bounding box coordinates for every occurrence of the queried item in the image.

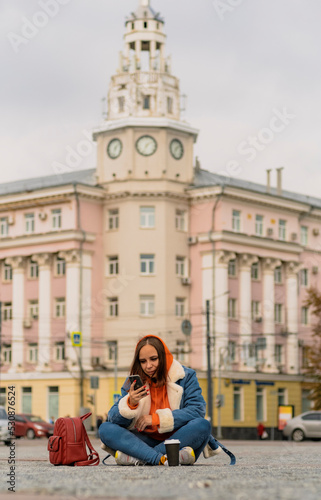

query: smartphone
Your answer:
[128,375,144,391]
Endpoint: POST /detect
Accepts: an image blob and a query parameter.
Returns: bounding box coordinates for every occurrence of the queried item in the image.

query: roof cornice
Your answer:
[92,117,199,141]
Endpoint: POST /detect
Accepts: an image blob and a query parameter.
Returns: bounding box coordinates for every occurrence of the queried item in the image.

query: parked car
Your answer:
[0,406,11,445]
[282,411,321,442]
[15,414,54,439]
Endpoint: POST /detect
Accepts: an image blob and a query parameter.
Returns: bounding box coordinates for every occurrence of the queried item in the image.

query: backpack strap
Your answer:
[74,417,100,466]
[213,437,236,465]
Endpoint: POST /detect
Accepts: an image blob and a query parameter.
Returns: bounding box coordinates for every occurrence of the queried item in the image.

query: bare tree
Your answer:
[304,288,321,410]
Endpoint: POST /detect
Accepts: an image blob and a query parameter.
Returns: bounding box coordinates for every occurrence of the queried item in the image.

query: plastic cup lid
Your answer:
[164,439,180,444]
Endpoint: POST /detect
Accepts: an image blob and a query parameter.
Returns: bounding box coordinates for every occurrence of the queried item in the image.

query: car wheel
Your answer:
[26,429,35,440]
[292,428,305,442]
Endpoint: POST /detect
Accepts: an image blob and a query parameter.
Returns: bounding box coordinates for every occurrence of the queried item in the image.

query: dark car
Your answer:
[282,411,321,442]
[15,414,54,439]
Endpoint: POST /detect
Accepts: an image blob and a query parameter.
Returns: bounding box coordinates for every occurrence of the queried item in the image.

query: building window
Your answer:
[274,303,283,323]
[140,254,155,275]
[0,217,9,237]
[175,340,187,363]
[131,22,135,30]
[22,387,32,413]
[140,207,155,228]
[300,269,308,287]
[55,342,65,361]
[233,387,242,421]
[278,219,286,241]
[251,301,261,320]
[301,389,313,413]
[251,262,259,280]
[2,344,12,364]
[255,215,263,236]
[108,209,119,230]
[274,266,282,284]
[28,343,38,363]
[48,386,59,421]
[232,210,241,232]
[118,96,125,113]
[56,257,66,276]
[144,21,148,28]
[108,256,119,276]
[52,209,62,229]
[3,302,12,321]
[175,209,186,231]
[300,226,308,246]
[228,259,236,277]
[108,297,119,317]
[301,307,309,325]
[107,341,118,361]
[167,97,173,114]
[29,260,39,279]
[143,95,151,110]
[29,300,38,319]
[55,298,65,318]
[302,346,310,368]
[228,298,237,319]
[140,295,155,317]
[228,341,236,362]
[3,264,12,282]
[256,387,265,421]
[176,256,185,276]
[25,213,35,234]
[278,388,287,406]
[175,298,185,317]
[275,344,283,364]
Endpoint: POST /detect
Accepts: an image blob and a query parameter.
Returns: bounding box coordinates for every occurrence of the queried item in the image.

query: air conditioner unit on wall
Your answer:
[8,215,15,225]
[291,232,297,241]
[91,356,101,367]
[181,277,191,286]
[267,228,273,236]
[312,266,319,275]
[254,315,262,323]
[23,318,32,328]
[312,228,320,236]
[188,236,198,245]
[39,212,47,221]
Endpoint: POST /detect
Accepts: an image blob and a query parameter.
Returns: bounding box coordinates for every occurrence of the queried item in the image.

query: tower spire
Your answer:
[140,0,150,6]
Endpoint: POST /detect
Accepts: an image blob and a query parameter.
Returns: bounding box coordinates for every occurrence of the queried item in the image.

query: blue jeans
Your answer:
[99,418,211,465]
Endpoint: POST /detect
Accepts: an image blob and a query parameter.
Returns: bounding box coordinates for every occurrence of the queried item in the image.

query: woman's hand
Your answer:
[128,381,148,407]
[135,415,152,431]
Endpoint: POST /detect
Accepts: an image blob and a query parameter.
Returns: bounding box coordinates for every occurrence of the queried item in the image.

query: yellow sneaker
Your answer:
[179,447,195,465]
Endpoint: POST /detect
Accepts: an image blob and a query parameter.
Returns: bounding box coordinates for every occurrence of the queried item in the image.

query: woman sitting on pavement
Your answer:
[99,335,221,466]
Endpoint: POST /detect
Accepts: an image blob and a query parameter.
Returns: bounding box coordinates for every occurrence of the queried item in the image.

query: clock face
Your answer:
[136,135,157,157]
[107,138,122,159]
[170,139,184,160]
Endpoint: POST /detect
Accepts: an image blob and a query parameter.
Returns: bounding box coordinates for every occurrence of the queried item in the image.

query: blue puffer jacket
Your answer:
[107,359,206,434]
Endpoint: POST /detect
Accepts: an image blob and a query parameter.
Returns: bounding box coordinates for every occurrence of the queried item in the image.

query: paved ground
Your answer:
[1,437,321,500]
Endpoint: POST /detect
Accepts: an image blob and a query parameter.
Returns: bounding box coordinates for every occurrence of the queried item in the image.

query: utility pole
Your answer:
[206,300,213,430]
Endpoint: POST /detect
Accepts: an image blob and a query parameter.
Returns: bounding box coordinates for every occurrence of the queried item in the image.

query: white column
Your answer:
[262,258,281,372]
[150,40,156,70]
[285,261,300,374]
[32,253,52,371]
[59,250,92,371]
[214,250,236,369]
[238,254,258,369]
[6,257,25,372]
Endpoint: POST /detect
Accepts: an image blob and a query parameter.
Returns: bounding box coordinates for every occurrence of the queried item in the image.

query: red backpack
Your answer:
[48,412,99,466]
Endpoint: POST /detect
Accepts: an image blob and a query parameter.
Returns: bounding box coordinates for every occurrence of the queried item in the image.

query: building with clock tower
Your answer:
[93,0,199,368]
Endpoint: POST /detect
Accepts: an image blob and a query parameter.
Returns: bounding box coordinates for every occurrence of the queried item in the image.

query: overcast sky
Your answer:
[1,0,320,198]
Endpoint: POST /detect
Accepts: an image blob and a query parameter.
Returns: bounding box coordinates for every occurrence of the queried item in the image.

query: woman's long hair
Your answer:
[130,336,167,386]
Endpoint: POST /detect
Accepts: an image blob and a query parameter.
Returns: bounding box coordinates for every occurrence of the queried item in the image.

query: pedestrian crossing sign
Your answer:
[71,332,82,347]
